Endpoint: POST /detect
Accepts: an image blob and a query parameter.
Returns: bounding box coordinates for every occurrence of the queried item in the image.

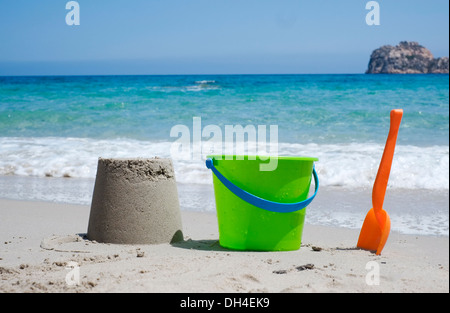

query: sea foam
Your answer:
[0,137,448,190]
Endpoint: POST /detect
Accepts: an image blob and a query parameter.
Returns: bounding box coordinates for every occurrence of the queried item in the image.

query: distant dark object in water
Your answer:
[366,41,449,74]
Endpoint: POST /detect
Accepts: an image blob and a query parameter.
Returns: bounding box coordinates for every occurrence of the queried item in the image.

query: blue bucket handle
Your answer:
[206,158,319,213]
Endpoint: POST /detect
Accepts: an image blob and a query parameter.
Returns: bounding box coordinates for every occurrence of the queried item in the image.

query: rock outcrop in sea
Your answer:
[366,41,449,74]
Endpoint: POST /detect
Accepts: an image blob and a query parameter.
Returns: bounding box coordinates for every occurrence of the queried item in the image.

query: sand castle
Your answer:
[87,157,183,245]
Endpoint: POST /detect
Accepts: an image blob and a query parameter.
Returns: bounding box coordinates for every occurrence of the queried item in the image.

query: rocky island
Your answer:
[366,41,449,74]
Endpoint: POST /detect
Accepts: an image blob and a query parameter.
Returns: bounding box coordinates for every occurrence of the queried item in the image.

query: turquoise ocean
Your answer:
[0,74,448,235]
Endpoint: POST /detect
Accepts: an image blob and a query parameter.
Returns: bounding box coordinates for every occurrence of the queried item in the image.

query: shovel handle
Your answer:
[372,109,403,213]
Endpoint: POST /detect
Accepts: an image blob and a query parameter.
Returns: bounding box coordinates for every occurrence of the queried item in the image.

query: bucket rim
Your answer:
[207,155,319,162]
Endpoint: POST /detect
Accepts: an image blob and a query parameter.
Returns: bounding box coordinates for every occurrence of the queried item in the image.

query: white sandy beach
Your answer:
[0,198,448,293]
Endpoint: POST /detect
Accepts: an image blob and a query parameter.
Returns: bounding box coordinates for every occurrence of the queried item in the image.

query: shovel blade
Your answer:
[357,208,391,255]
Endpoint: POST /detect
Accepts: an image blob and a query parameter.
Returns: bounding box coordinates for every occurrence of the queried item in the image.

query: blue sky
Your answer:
[0,0,448,75]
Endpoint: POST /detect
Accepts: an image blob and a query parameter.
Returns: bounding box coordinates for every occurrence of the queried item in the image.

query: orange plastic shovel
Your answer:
[357,109,403,255]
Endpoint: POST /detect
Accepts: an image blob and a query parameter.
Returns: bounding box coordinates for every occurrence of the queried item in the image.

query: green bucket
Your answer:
[206,155,319,251]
